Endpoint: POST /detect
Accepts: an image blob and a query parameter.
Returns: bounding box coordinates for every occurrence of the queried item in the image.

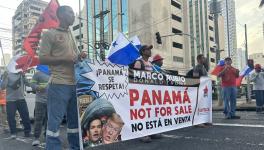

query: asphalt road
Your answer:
[1,111,264,150]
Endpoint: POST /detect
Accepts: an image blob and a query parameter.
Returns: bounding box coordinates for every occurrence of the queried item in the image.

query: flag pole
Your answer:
[0,39,6,67]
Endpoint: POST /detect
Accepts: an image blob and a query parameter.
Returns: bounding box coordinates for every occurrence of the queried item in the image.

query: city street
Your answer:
[1,111,264,150]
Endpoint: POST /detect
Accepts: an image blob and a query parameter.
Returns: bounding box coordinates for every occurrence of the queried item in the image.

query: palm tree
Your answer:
[260,0,264,7]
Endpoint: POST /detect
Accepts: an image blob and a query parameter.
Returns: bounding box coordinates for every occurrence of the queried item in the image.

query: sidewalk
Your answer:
[213,98,256,111]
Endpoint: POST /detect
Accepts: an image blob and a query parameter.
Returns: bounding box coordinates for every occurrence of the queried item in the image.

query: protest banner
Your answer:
[75,59,212,149]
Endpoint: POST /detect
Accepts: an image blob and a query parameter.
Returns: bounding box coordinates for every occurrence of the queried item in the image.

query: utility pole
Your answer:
[225,0,230,57]
[245,24,251,103]
[78,0,82,53]
[94,10,110,61]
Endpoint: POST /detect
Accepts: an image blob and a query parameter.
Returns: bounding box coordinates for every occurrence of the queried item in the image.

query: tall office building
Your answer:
[212,0,238,68]
[188,0,216,71]
[83,0,128,59]
[12,0,48,56]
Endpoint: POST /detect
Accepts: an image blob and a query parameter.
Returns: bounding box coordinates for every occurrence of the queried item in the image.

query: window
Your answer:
[172,28,182,34]
[75,34,83,40]
[73,23,83,31]
[171,14,182,22]
[171,0,181,9]
[32,12,40,17]
[209,26,214,31]
[24,25,28,29]
[173,56,184,62]
[210,47,215,52]
[211,58,215,63]
[210,37,214,42]
[78,45,84,50]
[209,15,213,21]
[173,42,183,49]
[30,6,41,11]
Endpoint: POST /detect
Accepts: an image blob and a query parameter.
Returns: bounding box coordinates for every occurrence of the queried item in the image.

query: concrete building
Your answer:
[128,0,191,74]
[211,0,238,68]
[249,53,264,66]
[1,53,11,66]
[12,0,48,56]
[72,8,88,54]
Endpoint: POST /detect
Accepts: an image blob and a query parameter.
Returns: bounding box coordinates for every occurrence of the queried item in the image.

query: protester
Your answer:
[132,45,162,142]
[132,45,153,71]
[192,54,213,126]
[0,71,31,138]
[30,65,50,146]
[83,117,102,148]
[39,5,87,150]
[151,54,164,72]
[193,54,208,77]
[101,113,124,144]
[250,64,264,113]
[217,57,240,119]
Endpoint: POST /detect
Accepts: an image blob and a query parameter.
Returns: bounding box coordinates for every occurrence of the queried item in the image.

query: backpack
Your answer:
[129,59,145,70]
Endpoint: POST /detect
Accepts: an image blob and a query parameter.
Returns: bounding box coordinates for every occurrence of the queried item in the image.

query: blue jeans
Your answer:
[222,87,237,117]
[6,100,31,135]
[255,90,264,111]
[46,84,79,150]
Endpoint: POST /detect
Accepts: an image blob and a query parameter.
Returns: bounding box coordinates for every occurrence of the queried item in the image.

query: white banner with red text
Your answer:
[75,59,212,149]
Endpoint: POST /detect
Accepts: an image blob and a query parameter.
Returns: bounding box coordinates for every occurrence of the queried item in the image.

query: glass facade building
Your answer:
[86,0,128,59]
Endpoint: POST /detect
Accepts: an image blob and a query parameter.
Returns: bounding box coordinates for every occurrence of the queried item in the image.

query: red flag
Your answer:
[16,0,59,72]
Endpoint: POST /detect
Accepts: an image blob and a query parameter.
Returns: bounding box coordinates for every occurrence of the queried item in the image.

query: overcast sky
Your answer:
[0,0,263,57]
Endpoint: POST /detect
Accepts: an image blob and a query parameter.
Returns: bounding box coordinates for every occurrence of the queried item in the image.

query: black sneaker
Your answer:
[230,116,240,119]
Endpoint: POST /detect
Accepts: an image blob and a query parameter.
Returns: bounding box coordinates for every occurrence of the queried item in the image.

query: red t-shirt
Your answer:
[221,66,238,87]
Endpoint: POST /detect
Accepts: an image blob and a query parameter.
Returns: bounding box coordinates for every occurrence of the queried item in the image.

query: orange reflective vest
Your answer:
[0,90,6,105]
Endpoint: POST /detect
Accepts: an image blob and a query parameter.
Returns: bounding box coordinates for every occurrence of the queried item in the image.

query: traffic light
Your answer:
[247,59,254,69]
[155,32,162,44]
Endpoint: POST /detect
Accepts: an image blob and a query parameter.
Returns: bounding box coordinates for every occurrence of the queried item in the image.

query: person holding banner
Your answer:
[193,54,213,127]
[132,45,154,71]
[132,45,162,142]
[39,6,87,150]
[151,54,164,72]
[217,57,240,119]
[250,64,264,113]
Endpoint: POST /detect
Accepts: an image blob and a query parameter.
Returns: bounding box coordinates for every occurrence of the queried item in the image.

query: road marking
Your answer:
[214,123,264,128]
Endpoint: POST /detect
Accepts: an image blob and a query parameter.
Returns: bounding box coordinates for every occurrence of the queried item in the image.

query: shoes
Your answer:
[150,134,162,139]
[10,135,17,139]
[140,136,152,143]
[32,139,40,146]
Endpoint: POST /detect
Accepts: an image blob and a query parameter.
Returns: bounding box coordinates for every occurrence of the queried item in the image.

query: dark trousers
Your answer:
[6,100,31,135]
[255,90,264,112]
[34,102,47,139]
